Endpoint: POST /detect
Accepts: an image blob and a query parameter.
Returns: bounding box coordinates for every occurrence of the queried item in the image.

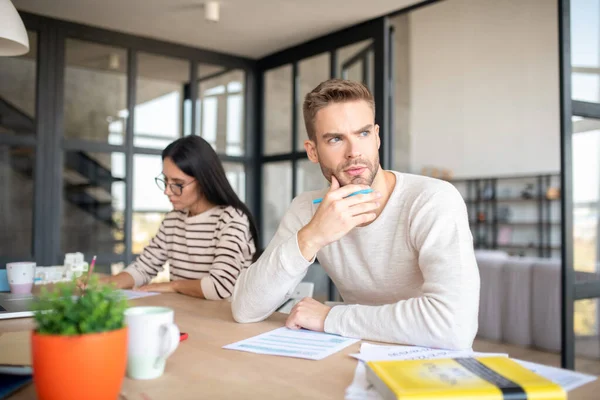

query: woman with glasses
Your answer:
[100,135,258,300]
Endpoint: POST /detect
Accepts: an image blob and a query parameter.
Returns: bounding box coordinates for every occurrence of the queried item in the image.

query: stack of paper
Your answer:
[345,343,597,400]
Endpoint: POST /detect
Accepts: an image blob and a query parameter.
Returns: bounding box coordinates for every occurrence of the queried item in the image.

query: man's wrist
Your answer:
[323,304,343,334]
[297,225,322,261]
[322,306,333,331]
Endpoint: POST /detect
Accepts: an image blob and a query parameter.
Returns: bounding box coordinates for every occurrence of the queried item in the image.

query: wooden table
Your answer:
[1,293,598,399]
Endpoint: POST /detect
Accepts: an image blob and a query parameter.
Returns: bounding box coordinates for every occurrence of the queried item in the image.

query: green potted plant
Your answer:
[31,276,128,400]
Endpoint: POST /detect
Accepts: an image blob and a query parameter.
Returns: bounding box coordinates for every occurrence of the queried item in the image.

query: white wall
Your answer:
[409,0,560,178]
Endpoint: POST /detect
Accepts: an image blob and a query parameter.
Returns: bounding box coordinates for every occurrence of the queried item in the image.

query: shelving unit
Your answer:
[450,173,561,258]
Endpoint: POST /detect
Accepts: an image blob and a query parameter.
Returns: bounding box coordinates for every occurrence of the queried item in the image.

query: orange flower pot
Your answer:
[31,327,127,400]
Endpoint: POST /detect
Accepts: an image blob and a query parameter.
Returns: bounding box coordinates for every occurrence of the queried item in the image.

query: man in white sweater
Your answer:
[232,79,479,350]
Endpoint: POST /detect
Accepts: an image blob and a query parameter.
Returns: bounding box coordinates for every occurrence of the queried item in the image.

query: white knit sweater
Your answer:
[232,172,480,350]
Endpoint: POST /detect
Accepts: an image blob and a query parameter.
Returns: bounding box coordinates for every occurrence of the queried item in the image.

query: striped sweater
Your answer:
[124,205,256,300]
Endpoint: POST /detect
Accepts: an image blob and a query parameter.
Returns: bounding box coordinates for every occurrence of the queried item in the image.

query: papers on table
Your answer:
[349,342,508,362]
[119,289,160,300]
[513,359,597,392]
[345,343,597,400]
[346,343,506,400]
[223,327,360,360]
[346,362,382,400]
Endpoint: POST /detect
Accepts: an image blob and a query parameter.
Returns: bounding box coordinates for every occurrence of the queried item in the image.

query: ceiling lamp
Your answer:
[205,1,220,23]
[0,0,29,56]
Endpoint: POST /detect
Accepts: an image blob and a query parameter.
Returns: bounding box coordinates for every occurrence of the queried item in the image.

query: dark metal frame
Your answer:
[559,0,600,369]
[374,17,392,170]
[388,24,396,173]
[124,48,137,265]
[341,43,373,76]
[35,21,54,265]
[189,61,199,137]
[558,0,574,367]
[573,100,600,118]
[20,13,252,69]
[537,176,544,258]
[0,12,255,271]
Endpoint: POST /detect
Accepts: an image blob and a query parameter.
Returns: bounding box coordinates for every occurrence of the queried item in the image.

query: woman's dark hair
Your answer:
[162,136,260,254]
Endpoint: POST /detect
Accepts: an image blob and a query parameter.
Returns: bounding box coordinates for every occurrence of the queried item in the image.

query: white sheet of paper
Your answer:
[345,361,383,400]
[119,289,160,300]
[349,342,508,362]
[514,359,597,392]
[223,327,360,360]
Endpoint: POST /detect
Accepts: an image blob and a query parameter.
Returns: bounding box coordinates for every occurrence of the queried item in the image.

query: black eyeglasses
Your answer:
[155,176,195,196]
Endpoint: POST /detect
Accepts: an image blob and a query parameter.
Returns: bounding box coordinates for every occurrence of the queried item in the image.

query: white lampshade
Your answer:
[0,0,29,56]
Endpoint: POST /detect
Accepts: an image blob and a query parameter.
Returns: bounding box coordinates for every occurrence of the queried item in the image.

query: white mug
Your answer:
[6,262,36,294]
[124,306,180,380]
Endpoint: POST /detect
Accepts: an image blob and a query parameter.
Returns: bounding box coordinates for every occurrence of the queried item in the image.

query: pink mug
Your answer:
[6,262,36,294]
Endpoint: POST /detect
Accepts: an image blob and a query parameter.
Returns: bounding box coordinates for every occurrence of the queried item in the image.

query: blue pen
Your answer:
[312,188,374,204]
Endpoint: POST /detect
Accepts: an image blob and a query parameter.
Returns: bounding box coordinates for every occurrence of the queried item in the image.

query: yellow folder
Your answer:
[365,356,565,400]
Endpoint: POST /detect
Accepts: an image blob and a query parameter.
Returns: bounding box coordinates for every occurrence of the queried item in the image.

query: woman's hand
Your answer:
[76,274,112,290]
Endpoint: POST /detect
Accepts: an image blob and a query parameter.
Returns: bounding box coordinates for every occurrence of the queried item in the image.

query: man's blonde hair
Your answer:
[302,79,375,142]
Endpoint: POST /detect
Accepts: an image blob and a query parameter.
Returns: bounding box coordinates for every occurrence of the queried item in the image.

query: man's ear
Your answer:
[374,124,380,149]
[305,139,319,163]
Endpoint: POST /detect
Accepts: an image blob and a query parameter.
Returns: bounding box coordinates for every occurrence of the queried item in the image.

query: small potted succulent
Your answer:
[31,276,128,400]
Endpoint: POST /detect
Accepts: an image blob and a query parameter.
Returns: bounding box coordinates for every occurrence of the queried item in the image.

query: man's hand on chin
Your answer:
[285,297,332,332]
